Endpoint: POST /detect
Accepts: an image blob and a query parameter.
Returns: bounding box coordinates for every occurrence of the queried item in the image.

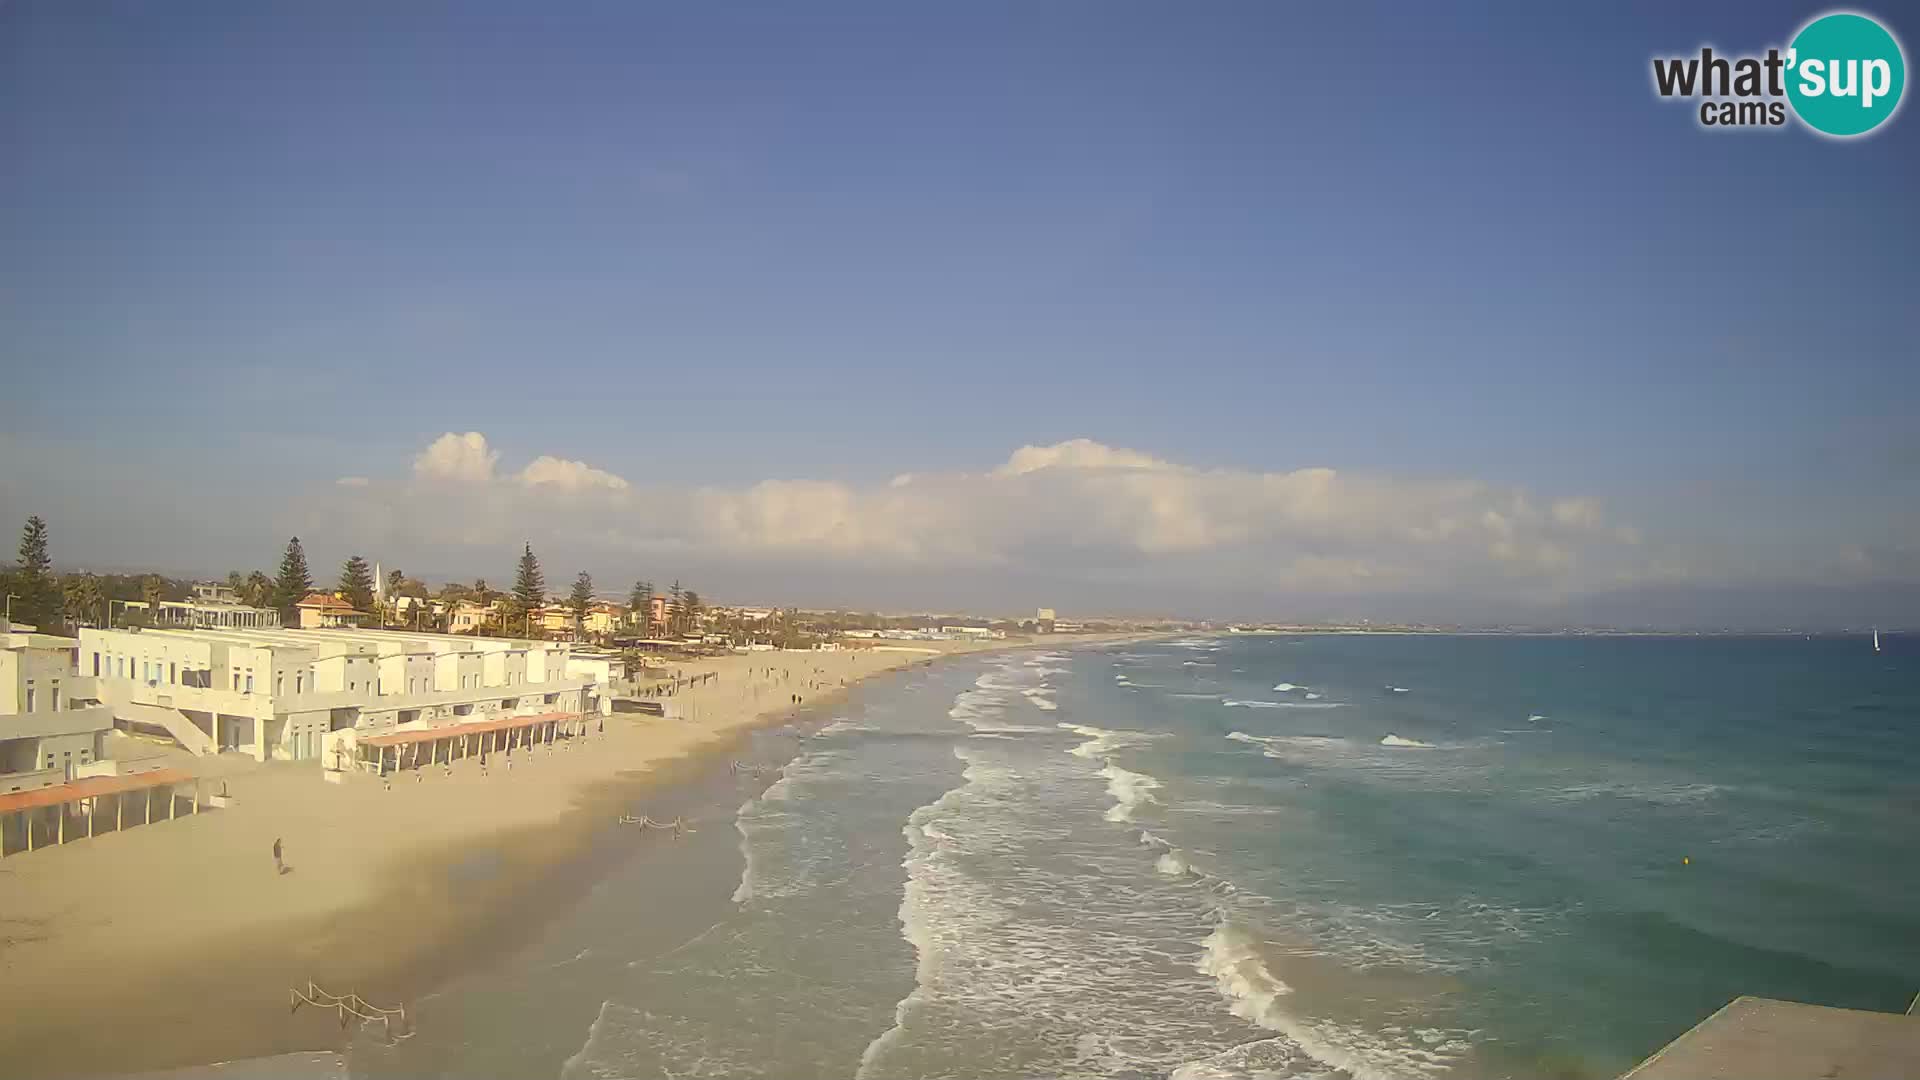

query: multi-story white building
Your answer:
[1,621,114,793]
[77,624,612,766]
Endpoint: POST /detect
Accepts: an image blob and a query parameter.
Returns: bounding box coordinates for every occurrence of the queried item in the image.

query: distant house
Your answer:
[584,603,624,638]
[295,593,367,629]
[193,582,240,605]
[448,601,492,635]
[534,606,575,638]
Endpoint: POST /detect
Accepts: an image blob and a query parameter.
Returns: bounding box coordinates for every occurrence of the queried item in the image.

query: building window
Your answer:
[92,652,101,676]
[50,686,60,710]
[246,674,254,693]
[296,672,304,693]
[170,662,177,683]
[233,673,241,691]
[24,685,36,712]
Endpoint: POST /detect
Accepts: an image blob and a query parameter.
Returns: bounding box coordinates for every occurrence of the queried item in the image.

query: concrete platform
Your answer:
[1623,995,1920,1079]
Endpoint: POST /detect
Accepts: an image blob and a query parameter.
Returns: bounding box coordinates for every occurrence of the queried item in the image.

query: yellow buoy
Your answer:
[1683,856,1690,865]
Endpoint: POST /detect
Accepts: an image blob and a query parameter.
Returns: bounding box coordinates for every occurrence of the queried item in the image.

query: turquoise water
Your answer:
[351,634,1918,1079]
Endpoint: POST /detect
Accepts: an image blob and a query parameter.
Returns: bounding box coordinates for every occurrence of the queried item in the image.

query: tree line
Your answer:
[3,515,713,644]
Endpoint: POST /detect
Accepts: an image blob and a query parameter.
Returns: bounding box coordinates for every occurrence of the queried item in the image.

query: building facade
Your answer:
[1,622,114,793]
[77,624,609,767]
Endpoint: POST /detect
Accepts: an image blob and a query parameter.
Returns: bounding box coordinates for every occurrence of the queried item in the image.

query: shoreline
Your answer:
[0,633,1155,1079]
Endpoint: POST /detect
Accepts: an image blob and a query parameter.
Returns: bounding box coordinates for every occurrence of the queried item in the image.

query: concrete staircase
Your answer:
[117,703,217,757]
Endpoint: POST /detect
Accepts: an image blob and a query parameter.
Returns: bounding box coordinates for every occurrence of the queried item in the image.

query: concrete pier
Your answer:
[1622,995,1920,1079]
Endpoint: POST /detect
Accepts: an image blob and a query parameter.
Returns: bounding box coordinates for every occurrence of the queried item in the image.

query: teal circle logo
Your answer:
[1786,12,1906,137]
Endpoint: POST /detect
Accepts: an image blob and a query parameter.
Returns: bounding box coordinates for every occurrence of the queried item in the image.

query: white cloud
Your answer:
[994,437,1169,476]
[413,432,499,484]
[518,455,630,492]
[326,435,1654,602]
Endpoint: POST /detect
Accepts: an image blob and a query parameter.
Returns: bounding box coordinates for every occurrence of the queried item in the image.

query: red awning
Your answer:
[0,768,193,815]
[359,711,580,749]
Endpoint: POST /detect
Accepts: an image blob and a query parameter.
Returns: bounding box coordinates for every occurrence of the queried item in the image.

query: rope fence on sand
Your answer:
[289,980,412,1040]
[617,813,688,836]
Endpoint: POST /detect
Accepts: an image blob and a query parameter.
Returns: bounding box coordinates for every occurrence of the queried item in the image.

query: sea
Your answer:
[332,633,1917,1080]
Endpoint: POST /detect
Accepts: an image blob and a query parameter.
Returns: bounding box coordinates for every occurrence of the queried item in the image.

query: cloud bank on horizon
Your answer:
[317,432,1673,605]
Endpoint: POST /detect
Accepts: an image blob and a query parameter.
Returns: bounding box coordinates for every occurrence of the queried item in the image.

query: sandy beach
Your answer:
[0,637,1142,1078]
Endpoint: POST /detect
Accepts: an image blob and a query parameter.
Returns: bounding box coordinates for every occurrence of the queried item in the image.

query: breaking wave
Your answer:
[1100,762,1163,823]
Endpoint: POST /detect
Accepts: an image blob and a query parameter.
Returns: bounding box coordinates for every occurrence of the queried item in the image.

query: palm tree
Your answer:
[62,573,105,628]
[242,570,274,608]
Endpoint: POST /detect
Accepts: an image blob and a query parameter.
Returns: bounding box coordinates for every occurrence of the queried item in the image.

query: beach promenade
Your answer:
[0,637,1135,1078]
[1621,995,1920,1080]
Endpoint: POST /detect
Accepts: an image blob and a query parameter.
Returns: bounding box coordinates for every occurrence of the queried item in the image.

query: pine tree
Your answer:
[569,571,594,636]
[11,515,55,628]
[339,555,376,616]
[141,574,164,615]
[512,542,545,631]
[273,537,313,624]
[683,589,703,633]
[629,580,654,632]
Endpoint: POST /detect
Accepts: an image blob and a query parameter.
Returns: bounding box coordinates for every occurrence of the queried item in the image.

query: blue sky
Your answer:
[2,2,1915,623]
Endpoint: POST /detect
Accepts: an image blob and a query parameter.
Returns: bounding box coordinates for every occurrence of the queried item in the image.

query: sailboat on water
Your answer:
[1872,627,1881,653]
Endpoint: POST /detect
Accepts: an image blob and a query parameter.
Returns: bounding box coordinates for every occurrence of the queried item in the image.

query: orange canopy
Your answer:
[0,768,193,815]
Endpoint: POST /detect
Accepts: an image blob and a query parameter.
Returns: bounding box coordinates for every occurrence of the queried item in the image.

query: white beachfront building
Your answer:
[77,624,613,767]
[1,621,115,793]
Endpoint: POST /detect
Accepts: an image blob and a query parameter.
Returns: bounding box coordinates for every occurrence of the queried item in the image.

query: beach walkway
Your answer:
[1621,995,1920,1079]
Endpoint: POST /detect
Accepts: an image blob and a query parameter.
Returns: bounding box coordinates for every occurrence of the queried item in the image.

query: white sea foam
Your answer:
[1156,850,1191,876]
[1527,714,1548,723]
[1271,682,1301,692]
[1022,686,1058,711]
[730,799,756,903]
[1197,921,1466,1080]
[1380,735,1435,748]
[1059,722,1167,757]
[559,999,647,1080]
[1225,732,1490,788]
[1224,699,1347,710]
[814,716,871,737]
[1389,686,1411,693]
[1100,762,1163,823]
[862,734,1256,1080]
[1305,693,1322,700]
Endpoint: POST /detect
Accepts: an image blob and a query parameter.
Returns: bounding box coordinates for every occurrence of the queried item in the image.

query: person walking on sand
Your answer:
[273,837,284,874]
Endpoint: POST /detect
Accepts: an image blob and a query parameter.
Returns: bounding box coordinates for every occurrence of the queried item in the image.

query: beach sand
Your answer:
[0,638,1134,1078]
